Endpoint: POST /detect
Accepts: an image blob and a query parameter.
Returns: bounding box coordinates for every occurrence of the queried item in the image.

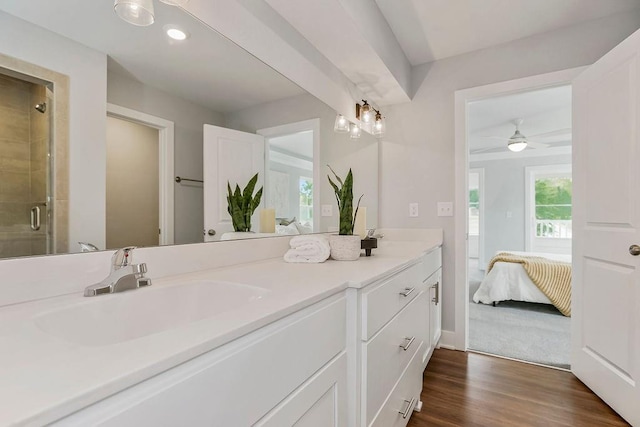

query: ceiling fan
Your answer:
[474,119,571,153]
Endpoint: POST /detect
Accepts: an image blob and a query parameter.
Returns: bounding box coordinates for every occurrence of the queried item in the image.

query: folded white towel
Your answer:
[284,235,331,263]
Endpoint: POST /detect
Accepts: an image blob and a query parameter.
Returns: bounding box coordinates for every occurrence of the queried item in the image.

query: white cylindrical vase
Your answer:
[329,235,362,261]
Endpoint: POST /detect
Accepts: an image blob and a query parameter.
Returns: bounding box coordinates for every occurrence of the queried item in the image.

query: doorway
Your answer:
[258,119,320,232]
[454,68,584,367]
[105,104,174,249]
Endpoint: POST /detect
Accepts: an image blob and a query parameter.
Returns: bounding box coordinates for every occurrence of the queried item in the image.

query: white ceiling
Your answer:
[0,0,304,113]
[375,0,640,65]
[468,85,572,154]
[269,131,314,159]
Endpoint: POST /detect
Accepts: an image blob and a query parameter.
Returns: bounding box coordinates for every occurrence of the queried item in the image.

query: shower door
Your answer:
[0,71,53,258]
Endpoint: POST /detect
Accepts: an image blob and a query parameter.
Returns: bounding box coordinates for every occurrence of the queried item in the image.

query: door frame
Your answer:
[106,103,175,245]
[257,119,321,232]
[453,67,585,351]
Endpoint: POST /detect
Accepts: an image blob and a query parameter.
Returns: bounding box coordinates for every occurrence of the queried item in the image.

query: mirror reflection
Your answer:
[0,1,378,259]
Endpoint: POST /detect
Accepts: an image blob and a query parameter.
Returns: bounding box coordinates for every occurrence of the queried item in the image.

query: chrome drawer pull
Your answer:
[399,287,415,297]
[431,282,439,305]
[400,336,416,351]
[399,397,416,418]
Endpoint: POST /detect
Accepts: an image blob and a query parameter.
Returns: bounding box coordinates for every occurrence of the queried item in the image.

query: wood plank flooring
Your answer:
[407,349,629,426]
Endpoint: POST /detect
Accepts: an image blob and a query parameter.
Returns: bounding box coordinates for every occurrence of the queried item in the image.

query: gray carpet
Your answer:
[468,259,571,369]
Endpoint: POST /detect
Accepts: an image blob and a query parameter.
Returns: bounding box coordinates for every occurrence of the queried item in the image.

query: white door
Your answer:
[572,29,640,425]
[203,125,264,241]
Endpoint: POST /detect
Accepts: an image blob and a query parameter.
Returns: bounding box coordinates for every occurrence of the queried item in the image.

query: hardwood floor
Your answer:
[407,349,629,426]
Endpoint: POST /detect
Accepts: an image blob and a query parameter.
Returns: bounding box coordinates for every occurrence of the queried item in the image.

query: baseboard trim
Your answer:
[438,330,457,350]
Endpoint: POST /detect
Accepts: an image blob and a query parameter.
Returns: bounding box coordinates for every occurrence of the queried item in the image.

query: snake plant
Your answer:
[327,166,363,235]
[227,173,263,232]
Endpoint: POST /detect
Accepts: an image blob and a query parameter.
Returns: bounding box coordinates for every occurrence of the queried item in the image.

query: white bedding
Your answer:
[472,251,571,306]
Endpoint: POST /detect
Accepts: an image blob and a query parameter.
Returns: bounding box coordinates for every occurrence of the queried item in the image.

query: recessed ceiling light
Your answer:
[163,25,189,41]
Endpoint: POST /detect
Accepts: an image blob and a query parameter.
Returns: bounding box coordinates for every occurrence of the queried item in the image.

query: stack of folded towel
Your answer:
[284,235,331,263]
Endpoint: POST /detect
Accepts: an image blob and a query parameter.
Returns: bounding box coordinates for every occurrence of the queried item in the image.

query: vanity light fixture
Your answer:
[164,25,190,40]
[114,0,155,27]
[350,122,362,139]
[356,100,373,123]
[334,114,349,133]
[372,109,385,138]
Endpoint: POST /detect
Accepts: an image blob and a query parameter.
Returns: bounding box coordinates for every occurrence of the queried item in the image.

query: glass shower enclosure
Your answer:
[0,69,53,258]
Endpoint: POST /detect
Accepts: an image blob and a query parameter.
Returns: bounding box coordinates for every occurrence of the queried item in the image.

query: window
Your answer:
[469,188,479,236]
[534,175,572,238]
[299,177,313,224]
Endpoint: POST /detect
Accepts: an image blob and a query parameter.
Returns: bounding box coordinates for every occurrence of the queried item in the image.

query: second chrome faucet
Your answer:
[84,247,152,297]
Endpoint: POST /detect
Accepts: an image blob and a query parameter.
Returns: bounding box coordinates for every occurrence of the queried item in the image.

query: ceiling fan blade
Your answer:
[527,141,550,149]
[479,136,508,140]
[527,128,572,139]
[470,146,505,154]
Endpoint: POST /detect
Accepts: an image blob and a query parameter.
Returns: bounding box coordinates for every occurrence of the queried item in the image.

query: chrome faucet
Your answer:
[84,247,152,296]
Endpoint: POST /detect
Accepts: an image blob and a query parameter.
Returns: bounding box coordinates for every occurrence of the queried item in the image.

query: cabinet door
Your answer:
[255,352,347,427]
[429,269,442,347]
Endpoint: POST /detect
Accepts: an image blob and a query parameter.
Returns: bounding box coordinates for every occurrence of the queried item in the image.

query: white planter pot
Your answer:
[329,235,362,261]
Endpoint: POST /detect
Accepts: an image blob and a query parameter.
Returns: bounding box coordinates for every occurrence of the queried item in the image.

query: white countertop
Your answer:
[0,237,440,426]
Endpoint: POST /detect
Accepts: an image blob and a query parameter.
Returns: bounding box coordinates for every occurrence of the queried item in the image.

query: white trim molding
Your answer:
[106,103,175,246]
[454,67,585,351]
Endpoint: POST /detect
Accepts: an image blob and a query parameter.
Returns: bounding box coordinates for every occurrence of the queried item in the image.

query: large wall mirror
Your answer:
[0,0,378,259]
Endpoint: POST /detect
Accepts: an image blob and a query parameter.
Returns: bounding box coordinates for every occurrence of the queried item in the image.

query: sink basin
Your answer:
[34,280,269,346]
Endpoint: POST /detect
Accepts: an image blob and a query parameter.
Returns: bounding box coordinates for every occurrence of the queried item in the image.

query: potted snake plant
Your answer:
[227,173,263,233]
[327,166,363,260]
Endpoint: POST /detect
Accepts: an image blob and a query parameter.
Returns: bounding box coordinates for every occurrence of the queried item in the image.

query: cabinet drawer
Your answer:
[362,263,421,339]
[363,291,428,424]
[422,247,441,282]
[55,295,346,427]
[370,341,424,427]
[255,352,347,427]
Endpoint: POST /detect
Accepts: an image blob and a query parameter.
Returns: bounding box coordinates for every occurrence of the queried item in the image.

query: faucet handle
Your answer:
[111,246,136,271]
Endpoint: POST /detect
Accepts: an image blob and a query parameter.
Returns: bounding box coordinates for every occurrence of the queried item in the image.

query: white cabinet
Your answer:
[356,246,442,427]
[55,294,347,427]
[53,245,443,427]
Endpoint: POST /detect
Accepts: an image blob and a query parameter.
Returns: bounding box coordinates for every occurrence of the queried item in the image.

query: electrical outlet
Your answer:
[409,203,419,217]
[437,202,453,217]
[321,205,333,217]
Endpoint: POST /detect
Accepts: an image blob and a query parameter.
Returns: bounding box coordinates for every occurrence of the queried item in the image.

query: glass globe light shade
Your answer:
[158,0,190,5]
[349,122,361,139]
[114,0,154,26]
[334,114,349,133]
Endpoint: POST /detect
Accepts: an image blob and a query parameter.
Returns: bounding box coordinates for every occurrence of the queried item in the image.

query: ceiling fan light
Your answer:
[508,140,527,152]
[114,0,155,26]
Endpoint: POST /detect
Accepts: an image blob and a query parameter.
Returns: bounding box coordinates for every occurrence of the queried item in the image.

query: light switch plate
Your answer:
[437,202,453,217]
[409,203,419,217]
[321,205,333,217]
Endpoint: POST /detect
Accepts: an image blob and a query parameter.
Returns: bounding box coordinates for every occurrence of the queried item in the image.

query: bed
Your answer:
[472,251,571,308]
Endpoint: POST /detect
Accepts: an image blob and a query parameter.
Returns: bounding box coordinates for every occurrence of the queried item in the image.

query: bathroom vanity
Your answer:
[0,229,442,426]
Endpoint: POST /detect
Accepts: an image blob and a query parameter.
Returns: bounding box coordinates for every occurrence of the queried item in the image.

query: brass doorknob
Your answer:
[630,245,640,256]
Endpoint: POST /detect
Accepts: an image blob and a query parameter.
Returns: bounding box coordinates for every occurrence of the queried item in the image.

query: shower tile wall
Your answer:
[0,73,48,258]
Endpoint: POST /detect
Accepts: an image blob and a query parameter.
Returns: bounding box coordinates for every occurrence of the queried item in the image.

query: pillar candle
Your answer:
[354,207,367,239]
[260,208,276,233]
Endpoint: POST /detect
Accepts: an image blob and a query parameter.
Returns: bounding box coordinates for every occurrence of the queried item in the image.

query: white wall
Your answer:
[470,154,571,269]
[379,11,640,332]
[0,11,107,251]
[107,72,225,245]
[224,93,379,232]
